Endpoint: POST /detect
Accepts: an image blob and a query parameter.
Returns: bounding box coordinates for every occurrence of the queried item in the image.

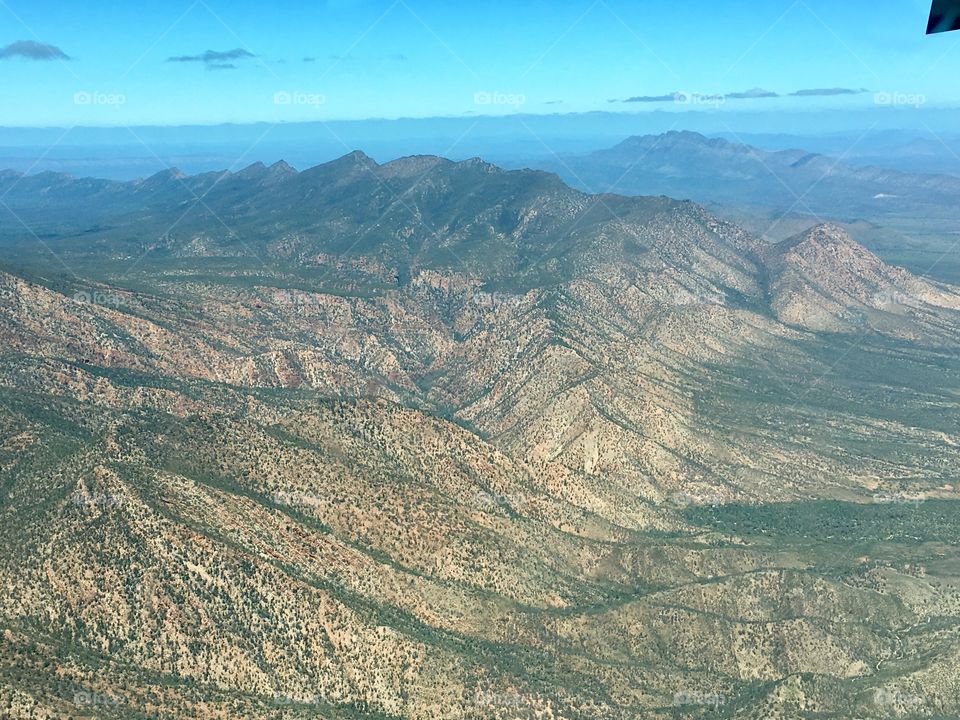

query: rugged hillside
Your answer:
[765,224,960,337]
[1,156,960,719]
[0,150,765,289]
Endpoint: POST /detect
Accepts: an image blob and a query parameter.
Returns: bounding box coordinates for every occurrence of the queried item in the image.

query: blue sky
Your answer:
[0,0,955,126]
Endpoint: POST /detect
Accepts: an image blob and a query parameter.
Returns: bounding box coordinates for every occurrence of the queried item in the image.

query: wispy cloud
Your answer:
[166,48,256,70]
[725,87,779,99]
[617,86,868,103]
[789,87,868,96]
[326,52,409,64]
[0,40,71,61]
[622,88,777,103]
[623,93,678,103]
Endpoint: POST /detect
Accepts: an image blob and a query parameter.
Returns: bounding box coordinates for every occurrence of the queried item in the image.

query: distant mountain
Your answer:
[4,108,960,180]
[531,130,960,221]
[716,130,960,177]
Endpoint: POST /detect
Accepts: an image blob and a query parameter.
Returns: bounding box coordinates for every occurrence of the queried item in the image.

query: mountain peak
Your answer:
[773,223,866,258]
[236,161,267,179]
[615,130,730,152]
[456,156,501,173]
[232,160,298,185]
[268,159,296,175]
[299,151,379,185]
[341,150,377,165]
[379,155,450,178]
[662,129,710,142]
[307,150,379,175]
[141,167,186,185]
[761,222,956,333]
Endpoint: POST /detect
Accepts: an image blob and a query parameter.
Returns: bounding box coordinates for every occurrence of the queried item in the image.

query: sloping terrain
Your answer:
[765,224,960,337]
[1,155,959,719]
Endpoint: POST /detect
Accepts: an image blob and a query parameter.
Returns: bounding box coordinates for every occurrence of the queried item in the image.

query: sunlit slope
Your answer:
[1,156,959,718]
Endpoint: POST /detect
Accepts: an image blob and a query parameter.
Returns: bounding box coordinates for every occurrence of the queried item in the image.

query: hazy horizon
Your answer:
[3,106,960,181]
[4,0,958,180]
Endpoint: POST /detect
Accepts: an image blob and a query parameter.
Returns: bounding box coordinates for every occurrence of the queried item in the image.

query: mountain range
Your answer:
[1,152,959,719]
[526,130,960,220]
